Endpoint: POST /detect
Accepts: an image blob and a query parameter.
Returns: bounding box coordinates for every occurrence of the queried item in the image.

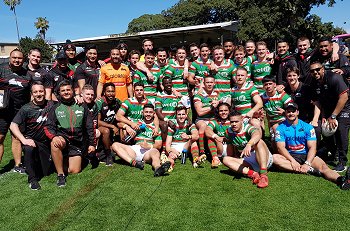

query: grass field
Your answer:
[1,136,350,231]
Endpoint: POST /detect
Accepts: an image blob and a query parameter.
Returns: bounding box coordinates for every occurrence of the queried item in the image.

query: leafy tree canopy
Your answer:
[126,0,345,46]
[19,36,54,63]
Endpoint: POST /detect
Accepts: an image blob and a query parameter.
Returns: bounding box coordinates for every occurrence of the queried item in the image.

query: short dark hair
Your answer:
[128,50,141,59]
[134,82,144,89]
[58,80,72,90]
[143,103,154,111]
[286,67,300,76]
[319,36,332,44]
[229,110,242,118]
[31,81,44,93]
[262,75,276,83]
[162,76,172,83]
[144,50,155,57]
[102,82,115,95]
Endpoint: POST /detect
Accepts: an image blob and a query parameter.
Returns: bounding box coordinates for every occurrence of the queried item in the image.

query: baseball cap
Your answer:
[285,102,298,110]
[56,50,68,60]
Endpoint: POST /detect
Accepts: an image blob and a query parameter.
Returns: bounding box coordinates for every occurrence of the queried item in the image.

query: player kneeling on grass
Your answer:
[273,102,350,190]
[111,104,171,176]
[223,110,273,188]
[205,102,231,168]
[165,106,199,171]
[44,80,96,187]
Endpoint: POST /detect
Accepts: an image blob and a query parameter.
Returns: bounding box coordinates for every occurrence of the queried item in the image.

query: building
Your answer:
[51,21,239,59]
[0,42,19,64]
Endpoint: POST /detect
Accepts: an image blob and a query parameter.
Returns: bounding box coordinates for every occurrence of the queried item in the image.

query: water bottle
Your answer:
[124,123,146,143]
[181,149,187,164]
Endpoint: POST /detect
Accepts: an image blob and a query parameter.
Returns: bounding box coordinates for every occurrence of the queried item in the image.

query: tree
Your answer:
[126,0,344,46]
[34,17,49,40]
[126,14,167,33]
[4,0,21,43]
[19,36,54,63]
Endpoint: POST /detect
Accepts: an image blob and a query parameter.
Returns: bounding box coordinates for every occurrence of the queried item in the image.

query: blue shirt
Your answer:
[275,119,316,155]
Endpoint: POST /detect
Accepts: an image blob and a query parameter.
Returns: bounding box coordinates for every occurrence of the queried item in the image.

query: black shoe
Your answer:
[88,154,99,169]
[13,164,26,174]
[334,163,347,173]
[341,167,350,190]
[307,166,322,177]
[106,154,114,166]
[57,174,66,187]
[135,161,144,170]
[154,161,171,177]
[29,180,41,190]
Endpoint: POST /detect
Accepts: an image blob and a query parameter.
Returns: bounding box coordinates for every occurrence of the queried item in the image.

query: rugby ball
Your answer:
[321,120,338,137]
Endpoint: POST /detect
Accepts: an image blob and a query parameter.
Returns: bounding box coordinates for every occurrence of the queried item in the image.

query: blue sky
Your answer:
[0,0,349,43]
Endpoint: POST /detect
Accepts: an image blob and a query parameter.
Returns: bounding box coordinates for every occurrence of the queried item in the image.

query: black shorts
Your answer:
[0,113,13,135]
[291,154,307,164]
[63,143,83,157]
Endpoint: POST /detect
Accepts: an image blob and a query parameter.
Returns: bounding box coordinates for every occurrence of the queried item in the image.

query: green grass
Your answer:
[1,136,350,231]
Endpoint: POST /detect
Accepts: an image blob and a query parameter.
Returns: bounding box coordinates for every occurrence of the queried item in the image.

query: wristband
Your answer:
[164,118,169,122]
[304,161,311,166]
[247,141,254,146]
[212,134,218,139]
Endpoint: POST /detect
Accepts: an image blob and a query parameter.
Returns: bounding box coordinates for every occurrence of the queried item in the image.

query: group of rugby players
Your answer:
[1,36,350,191]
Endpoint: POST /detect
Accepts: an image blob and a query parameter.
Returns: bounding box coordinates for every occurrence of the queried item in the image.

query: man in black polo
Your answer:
[10,81,54,190]
[45,50,76,101]
[311,61,350,172]
[0,49,31,173]
[74,44,100,94]
[26,48,48,82]
[311,36,350,81]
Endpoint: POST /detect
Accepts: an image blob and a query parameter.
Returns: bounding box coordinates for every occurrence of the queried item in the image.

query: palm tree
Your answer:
[35,17,49,40]
[4,0,21,43]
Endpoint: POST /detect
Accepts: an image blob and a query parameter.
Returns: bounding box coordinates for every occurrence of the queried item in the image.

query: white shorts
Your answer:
[130,145,151,162]
[243,151,273,172]
[171,142,187,153]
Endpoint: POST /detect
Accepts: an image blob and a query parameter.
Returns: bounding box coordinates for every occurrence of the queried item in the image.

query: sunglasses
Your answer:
[310,67,322,73]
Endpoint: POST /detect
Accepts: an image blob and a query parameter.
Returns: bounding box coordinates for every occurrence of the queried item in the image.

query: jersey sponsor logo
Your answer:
[288,144,305,151]
[54,76,60,81]
[310,128,316,138]
[57,111,66,118]
[8,78,24,87]
[163,101,178,108]
[286,136,305,142]
[106,110,115,117]
[36,115,47,123]
[275,131,280,139]
[75,110,83,115]
[34,72,41,78]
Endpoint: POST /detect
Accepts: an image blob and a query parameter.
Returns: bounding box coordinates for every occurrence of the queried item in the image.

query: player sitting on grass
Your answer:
[223,110,273,188]
[165,106,200,171]
[205,102,231,168]
[111,104,170,176]
[273,102,350,190]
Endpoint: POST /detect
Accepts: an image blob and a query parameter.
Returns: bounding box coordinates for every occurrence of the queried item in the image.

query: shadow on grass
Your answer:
[0,159,15,175]
[220,169,242,180]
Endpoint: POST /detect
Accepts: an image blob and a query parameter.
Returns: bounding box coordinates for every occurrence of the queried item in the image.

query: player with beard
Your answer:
[0,49,31,173]
[112,104,171,176]
[44,81,95,187]
[10,81,54,190]
[96,83,122,166]
[45,50,76,101]
[223,40,235,60]
[205,102,231,168]
[165,106,199,170]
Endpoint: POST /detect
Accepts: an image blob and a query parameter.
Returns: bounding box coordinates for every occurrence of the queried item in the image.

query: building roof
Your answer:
[51,21,239,46]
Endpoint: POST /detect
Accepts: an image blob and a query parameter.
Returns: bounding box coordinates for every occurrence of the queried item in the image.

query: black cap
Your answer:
[117,42,128,49]
[63,39,76,51]
[285,102,298,110]
[56,50,67,60]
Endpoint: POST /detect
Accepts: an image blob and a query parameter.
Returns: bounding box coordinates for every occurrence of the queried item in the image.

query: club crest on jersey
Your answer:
[8,78,23,87]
